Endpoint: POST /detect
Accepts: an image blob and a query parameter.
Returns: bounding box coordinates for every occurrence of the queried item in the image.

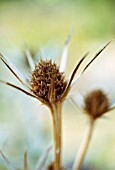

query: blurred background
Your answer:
[0,0,115,169]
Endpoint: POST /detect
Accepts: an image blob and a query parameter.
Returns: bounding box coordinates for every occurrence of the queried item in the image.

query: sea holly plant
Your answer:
[0,31,112,170]
[72,89,115,170]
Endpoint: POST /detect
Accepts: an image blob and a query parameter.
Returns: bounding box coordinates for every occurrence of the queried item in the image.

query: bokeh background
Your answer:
[0,0,115,169]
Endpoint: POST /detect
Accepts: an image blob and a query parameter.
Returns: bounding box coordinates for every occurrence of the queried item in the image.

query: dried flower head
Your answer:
[72,88,115,170]
[84,89,110,120]
[0,35,111,109]
[30,59,67,104]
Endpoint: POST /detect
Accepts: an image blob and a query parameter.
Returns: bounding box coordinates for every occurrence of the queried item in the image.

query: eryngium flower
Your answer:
[30,59,67,104]
[0,36,111,108]
[72,89,115,170]
[84,89,109,120]
[0,31,111,170]
[72,88,115,170]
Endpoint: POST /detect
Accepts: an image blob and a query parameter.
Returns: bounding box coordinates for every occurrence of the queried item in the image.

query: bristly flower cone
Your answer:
[84,89,109,120]
[30,59,67,105]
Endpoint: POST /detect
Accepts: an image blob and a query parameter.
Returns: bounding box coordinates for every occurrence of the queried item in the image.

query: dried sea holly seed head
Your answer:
[30,59,67,104]
[84,89,109,120]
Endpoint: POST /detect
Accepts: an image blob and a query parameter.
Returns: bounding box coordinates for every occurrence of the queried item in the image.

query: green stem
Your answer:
[73,118,94,170]
[50,103,62,170]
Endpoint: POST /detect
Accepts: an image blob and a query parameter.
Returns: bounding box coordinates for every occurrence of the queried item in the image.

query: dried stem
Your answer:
[24,150,28,170]
[50,103,62,170]
[73,118,95,170]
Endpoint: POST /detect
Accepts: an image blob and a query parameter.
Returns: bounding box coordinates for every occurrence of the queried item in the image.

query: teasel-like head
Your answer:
[30,59,67,105]
[0,31,112,109]
[72,90,114,170]
[84,89,111,120]
[73,88,115,121]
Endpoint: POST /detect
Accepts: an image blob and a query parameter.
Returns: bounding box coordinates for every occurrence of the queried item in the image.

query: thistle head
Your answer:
[0,40,111,108]
[84,89,109,120]
[30,59,67,105]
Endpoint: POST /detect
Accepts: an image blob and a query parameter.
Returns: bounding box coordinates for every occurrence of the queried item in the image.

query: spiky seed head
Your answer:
[30,59,67,104]
[84,89,109,120]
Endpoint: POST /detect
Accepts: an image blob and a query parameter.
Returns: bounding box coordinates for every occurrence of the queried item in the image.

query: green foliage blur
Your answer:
[0,0,115,47]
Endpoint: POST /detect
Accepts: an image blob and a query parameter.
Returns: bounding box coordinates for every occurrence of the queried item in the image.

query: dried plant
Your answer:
[84,89,110,120]
[73,89,115,170]
[0,31,112,170]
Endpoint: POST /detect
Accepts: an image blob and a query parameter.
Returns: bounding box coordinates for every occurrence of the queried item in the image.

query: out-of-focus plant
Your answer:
[0,144,52,170]
[72,89,115,170]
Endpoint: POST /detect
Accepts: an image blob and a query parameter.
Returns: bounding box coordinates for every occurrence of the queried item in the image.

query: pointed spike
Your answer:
[70,72,83,87]
[64,28,74,46]
[68,52,89,89]
[61,52,88,99]
[69,52,89,85]
[0,80,38,99]
[24,150,28,170]
[0,53,29,89]
[48,77,55,102]
[24,45,35,69]
[0,150,16,170]
[35,144,52,170]
[82,41,112,74]
[71,41,112,88]
[70,52,89,87]
[0,80,46,103]
[66,97,78,108]
[60,28,74,72]
[108,105,115,112]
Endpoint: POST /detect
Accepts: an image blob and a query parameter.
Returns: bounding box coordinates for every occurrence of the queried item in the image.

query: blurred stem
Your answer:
[24,150,28,170]
[50,103,62,170]
[73,118,95,170]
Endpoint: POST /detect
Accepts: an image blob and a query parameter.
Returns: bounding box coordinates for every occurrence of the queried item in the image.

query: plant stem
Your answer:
[50,103,62,170]
[73,118,94,170]
[24,150,28,170]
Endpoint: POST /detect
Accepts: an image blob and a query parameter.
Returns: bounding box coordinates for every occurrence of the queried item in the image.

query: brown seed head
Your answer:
[84,89,109,120]
[30,59,67,104]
